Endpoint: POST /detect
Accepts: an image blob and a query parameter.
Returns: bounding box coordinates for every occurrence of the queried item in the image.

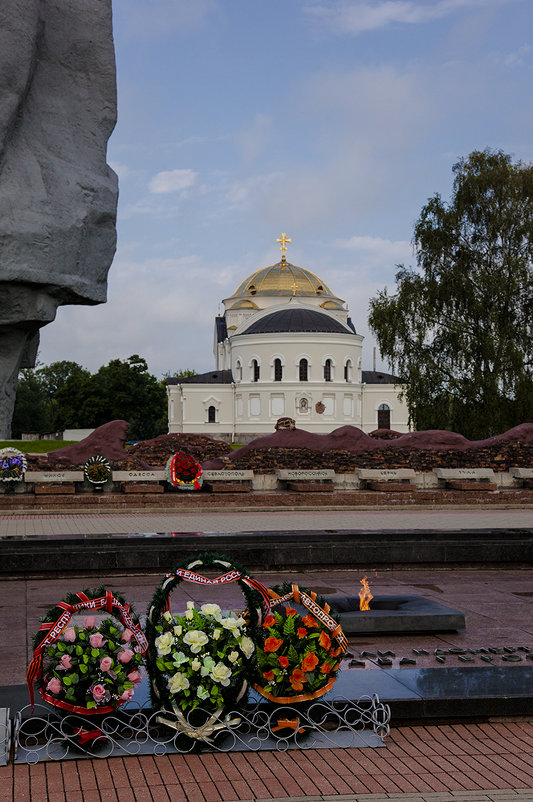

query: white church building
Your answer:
[167,236,410,440]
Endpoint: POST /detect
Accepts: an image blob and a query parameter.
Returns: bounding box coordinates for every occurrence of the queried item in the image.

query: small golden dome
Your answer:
[231,261,336,299]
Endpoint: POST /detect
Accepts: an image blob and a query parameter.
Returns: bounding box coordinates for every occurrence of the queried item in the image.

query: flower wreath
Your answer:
[0,447,27,482]
[28,587,148,715]
[145,552,271,740]
[165,451,203,490]
[84,456,112,485]
[253,583,347,704]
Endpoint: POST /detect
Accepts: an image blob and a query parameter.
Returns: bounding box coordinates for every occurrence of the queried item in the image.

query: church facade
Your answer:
[167,236,410,440]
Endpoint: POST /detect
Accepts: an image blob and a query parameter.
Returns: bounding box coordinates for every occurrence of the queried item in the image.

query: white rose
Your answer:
[191,658,201,671]
[212,628,221,640]
[168,671,190,694]
[221,616,239,631]
[183,629,209,654]
[239,636,254,659]
[173,625,182,636]
[210,662,232,687]
[185,610,194,620]
[163,611,172,622]
[187,601,195,609]
[154,631,174,656]
[228,651,239,664]
[201,603,221,617]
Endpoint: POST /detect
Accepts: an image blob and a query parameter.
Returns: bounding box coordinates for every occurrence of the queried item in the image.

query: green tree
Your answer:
[163,368,198,379]
[54,355,167,440]
[11,369,53,438]
[369,149,533,438]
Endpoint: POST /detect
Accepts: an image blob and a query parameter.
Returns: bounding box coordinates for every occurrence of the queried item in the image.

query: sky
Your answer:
[38,0,533,378]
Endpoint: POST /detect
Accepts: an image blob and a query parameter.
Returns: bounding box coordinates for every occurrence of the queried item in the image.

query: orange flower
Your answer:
[285,606,297,617]
[264,637,283,653]
[263,670,275,681]
[278,655,289,668]
[319,631,331,651]
[330,647,341,657]
[290,668,306,691]
[297,627,308,639]
[301,652,319,672]
[320,662,332,674]
[262,614,276,629]
[302,614,319,629]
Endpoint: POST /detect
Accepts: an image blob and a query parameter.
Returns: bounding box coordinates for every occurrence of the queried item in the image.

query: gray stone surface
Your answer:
[0,0,118,437]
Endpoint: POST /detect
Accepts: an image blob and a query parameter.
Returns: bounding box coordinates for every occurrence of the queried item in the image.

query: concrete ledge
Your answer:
[34,484,75,495]
[1,528,532,575]
[286,481,334,492]
[121,483,164,494]
[367,481,416,492]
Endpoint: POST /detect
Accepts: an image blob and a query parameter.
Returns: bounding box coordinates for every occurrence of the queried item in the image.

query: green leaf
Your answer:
[75,645,83,656]
[63,676,72,686]
[83,655,89,664]
[108,640,115,650]
[57,642,65,652]
[79,664,88,674]
[78,632,86,640]
[123,681,134,689]
[91,649,99,658]
[156,658,166,671]
[86,700,96,709]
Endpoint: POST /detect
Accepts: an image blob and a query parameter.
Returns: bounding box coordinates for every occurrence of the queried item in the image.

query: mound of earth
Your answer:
[203,423,533,472]
[127,433,231,468]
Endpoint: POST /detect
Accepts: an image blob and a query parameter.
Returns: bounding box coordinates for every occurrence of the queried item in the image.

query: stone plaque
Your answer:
[25,471,83,483]
[112,471,166,482]
[510,467,533,479]
[434,468,495,480]
[277,469,335,480]
[358,468,416,480]
[203,470,254,480]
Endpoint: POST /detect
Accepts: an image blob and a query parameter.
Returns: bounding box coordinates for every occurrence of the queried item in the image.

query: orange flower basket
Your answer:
[253,583,347,705]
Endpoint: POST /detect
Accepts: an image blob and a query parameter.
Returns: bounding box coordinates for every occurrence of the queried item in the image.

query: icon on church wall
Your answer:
[315,401,325,415]
[297,397,309,414]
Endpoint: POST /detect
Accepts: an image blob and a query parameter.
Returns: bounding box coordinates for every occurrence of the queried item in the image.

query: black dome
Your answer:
[241,308,353,335]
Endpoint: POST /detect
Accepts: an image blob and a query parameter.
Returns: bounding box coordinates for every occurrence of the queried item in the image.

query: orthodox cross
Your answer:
[276,233,291,263]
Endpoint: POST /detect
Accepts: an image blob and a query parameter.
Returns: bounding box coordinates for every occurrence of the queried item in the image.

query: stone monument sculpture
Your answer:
[0,0,118,438]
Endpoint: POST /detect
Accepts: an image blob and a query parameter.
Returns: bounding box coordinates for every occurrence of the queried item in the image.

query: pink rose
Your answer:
[127,670,142,684]
[89,633,104,648]
[60,654,72,670]
[118,688,134,702]
[121,628,133,643]
[100,656,113,672]
[62,627,76,642]
[84,616,96,628]
[46,677,62,694]
[91,684,106,702]
[118,649,133,664]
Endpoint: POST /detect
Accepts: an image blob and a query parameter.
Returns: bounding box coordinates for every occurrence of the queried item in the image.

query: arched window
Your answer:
[377,403,390,430]
[344,359,353,382]
[324,359,332,382]
[208,405,216,423]
[274,358,283,382]
[235,360,242,382]
[299,358,308,381]
[252,359,260,382]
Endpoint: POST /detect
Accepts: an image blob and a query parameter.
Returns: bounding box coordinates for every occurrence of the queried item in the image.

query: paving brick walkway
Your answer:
[2,721,533,800]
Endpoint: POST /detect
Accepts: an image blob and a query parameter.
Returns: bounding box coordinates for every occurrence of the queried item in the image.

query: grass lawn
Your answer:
[0,440,76,454]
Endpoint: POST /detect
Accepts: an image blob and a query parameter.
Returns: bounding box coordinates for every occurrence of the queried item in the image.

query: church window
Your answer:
[378,403,391,430]
[207,405,216,423]
[274,358,283,381]
[235,360,242,382]
[252,359,260,382]
[299,358,308,381]
[344,359,353,382]
[324,359,332,382]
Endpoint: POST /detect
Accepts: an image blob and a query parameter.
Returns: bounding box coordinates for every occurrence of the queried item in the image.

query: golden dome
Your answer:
[231,261,336,299]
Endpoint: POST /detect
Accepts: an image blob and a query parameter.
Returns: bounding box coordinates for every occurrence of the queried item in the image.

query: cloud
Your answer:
[149,168,198,194]
[113,0,215,39]
[236,114,273,167]
[108,160,132,180]
[502,43,532,67]
[333,235,413,266]
[304,0,510,35]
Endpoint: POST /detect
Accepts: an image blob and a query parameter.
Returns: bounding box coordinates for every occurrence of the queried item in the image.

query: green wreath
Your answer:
[145,552,266,740]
